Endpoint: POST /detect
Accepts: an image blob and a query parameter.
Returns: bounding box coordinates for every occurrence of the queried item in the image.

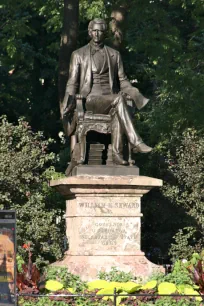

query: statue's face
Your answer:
[89,23,105,44]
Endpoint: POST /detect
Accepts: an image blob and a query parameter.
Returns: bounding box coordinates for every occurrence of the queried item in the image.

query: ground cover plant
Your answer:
[17,256,204,305]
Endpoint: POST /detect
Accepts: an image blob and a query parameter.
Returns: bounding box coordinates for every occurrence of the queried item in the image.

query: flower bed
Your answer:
[17,251,204,305]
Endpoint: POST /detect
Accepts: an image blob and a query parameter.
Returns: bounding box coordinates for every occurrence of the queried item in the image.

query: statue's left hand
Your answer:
[63,95,76,116]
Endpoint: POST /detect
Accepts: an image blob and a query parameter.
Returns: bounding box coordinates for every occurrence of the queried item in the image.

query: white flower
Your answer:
[58,131,64,138]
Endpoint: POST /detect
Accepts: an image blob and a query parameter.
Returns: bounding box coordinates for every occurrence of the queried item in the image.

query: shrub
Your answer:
[163,129,204,260]
[0,116,65,267]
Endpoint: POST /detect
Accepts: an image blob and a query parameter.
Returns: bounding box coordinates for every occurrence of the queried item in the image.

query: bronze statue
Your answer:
[61,18,152,168]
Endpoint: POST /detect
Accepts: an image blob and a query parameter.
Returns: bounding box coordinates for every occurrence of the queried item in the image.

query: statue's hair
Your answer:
[88,18,107,32]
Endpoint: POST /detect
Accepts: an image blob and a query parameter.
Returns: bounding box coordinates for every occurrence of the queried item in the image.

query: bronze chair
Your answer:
[66,94,135,176]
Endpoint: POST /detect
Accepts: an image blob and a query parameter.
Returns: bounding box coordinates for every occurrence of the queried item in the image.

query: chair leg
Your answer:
[70,135,77,155]
[78,135,86,164]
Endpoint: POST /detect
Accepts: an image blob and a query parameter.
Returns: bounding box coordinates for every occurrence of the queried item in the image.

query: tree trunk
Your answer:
[58,0,79,115]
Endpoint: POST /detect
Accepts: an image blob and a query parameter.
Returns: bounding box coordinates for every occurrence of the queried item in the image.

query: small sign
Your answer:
[0,210,16,306]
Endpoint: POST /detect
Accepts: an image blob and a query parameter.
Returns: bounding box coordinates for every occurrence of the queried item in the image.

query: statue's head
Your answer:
[88,18,107,44]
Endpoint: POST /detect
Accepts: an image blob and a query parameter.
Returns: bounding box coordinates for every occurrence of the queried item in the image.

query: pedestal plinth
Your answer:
[50,176,164,281]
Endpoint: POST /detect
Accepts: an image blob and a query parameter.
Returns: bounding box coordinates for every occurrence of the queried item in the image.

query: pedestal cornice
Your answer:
[50,175,163,198]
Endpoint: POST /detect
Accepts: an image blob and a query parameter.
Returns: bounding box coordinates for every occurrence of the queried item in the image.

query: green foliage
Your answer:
[183,288,202,301]
[45,266,87,292]
[170,227,199,261]
[163,129,204,259]
[92,276,201,296]
[122,0,204,262]
[19,297,108,306]
[80,0,106,21]
[186,252,204,295]
[0,0,63,138]
[124,0,204,136]
[19,297,202,305]
[96,286,114,299]
[158,282,177,294]
[0,116,65,267]
[150,259,193,286]
[153,297,202,306]
[121,282,141,293]
[88,276,202,304]
[18,297,70,306]
[16,254,25,273]
[98,267,135,282]
[168,260,194,285]
[45,280,64,291]
[18,269,204,305]
[141,280,157,290]
[88,279,109,290]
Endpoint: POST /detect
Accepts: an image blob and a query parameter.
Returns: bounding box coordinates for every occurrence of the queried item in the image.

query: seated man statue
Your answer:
[61,18,152,165]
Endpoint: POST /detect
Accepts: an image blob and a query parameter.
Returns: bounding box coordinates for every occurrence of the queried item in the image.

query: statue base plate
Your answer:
[71,165,139,176]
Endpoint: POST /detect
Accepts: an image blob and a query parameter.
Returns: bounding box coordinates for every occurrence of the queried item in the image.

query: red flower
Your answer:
[22,243,30,250]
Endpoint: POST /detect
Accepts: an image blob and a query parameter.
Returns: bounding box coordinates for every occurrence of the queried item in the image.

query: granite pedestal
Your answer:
[50,175,164,281]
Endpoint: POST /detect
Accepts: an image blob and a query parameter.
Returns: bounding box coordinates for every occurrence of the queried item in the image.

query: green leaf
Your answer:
[45,280,64,291]
[117,291,129,305]
[67,287,75,293]
[158,282,177,294]
[141,280,157,290]
[96,287,114,301]
[177,284,194,294]
[105,282,124,290]
[121,282,141,293]
[87,279,110,290]
[184,288,202,301]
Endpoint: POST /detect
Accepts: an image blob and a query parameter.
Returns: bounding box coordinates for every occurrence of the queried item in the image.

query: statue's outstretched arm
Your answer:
[117,52,149,110]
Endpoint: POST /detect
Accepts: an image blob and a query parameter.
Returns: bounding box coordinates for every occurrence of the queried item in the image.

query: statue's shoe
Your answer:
[77,158,85,164]
[132,142,153,153]
[112,154,128,165]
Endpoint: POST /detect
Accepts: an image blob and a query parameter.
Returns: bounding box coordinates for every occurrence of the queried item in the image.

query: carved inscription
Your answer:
[79,218,140,250]
[73,197,141,217]
[79,202,139,209]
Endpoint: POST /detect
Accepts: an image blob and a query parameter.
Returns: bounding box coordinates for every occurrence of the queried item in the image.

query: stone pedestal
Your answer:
[50,176,164,281]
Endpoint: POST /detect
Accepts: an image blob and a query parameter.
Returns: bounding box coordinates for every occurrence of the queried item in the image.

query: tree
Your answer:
[0,116,65,267]
[116,0,204,261]
[164,129,204,260]
[58,0,79,110]
[0,0,63,138]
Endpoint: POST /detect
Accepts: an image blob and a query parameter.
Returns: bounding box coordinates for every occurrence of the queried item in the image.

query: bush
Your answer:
[0,116,65,267]
[163,129,204,260]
